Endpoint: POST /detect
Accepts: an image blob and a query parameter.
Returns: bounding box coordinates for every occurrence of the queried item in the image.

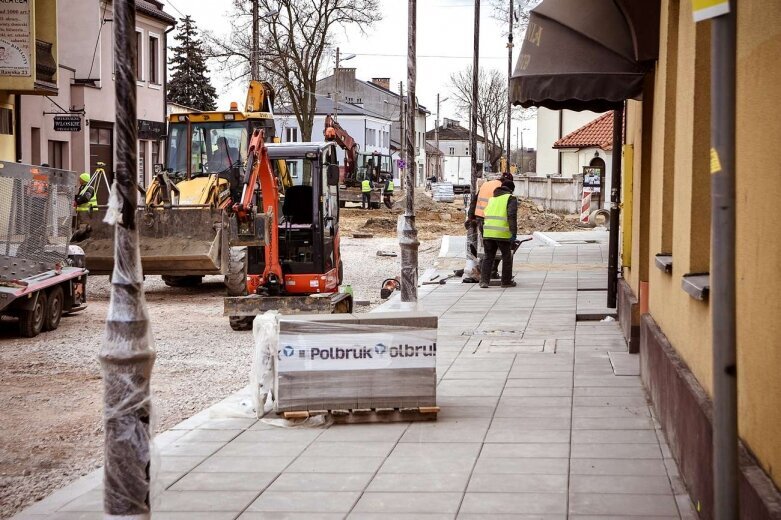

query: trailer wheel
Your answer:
[229,316,254,331]
[43,285,64,331]
[19,292,47,338]
[225,247,248,296]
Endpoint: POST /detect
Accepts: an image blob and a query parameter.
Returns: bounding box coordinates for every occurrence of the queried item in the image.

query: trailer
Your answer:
[0,162,89,337]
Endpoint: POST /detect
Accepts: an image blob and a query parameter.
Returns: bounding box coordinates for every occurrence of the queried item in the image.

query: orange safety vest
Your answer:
[474,180,501,218]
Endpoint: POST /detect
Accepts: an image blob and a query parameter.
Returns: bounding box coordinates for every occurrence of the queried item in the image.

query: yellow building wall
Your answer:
[641,0,781,489]
[0,93,14,161]
[735,1,781,488]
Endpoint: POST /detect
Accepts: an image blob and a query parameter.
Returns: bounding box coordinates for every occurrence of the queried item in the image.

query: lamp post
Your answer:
[250,4,279,80]
[334,48,355,122]
[506,0,514,174]
[435,94,448,180]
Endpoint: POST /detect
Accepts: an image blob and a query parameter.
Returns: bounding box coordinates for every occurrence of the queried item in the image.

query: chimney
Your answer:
[336,67,356,87]
[371,77,391,90]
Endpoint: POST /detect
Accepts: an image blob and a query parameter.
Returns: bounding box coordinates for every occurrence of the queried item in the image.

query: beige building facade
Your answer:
[618,0,781,517]
[17,0,174,197]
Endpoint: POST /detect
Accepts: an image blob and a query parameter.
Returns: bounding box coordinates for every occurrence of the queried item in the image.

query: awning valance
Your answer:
[511,0,660,112]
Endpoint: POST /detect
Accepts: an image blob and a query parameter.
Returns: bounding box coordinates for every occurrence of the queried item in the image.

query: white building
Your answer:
[551,111,616,209]
[17,0,175,199]
[535,107,602,177]
[275,94,391,167]
[425,118,488,191]
[316,69,428,185]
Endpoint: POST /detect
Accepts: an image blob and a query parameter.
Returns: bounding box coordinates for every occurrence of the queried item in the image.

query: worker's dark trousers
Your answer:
[477,218,501,276]
[362,192,371,209]
[480,239,513,285]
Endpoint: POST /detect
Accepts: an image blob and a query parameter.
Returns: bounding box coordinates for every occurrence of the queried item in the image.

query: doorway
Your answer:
[89,121,113,204]
[589,156,606,207]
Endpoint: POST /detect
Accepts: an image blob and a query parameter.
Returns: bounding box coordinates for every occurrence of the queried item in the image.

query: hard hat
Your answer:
[80,173,90,183]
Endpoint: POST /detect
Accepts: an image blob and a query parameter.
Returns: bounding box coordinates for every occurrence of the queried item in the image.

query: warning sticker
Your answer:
[692,0,730,22]
[710,148,722,174]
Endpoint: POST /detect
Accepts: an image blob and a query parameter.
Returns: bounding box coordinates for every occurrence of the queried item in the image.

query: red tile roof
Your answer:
[553,111,615,151]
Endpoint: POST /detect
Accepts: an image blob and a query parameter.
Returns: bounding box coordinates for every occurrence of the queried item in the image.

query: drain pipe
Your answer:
[606,105,623,308]
[710,2,738,517]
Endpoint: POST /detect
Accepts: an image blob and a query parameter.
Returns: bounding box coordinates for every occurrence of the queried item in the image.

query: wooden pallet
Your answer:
[281,406,439,424]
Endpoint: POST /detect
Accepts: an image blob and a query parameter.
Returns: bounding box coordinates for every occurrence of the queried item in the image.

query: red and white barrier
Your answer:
[580,189,593,223]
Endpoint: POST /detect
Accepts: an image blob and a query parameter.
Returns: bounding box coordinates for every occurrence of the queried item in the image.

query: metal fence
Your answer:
[0,162,78,276]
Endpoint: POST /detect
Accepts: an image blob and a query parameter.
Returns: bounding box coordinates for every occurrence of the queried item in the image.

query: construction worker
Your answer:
[361,176,373,209]
[480,180,517,288]
[75,173,97,211]
[384,175,394,194]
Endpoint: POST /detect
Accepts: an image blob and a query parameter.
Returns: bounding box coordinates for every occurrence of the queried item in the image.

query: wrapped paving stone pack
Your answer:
[274,312,438,412]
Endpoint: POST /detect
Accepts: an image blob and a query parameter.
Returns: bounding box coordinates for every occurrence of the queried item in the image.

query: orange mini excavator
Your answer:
[223,129,353,330]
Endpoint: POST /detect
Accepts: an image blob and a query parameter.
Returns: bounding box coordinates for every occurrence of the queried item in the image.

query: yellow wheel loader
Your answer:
[72,81,288,291]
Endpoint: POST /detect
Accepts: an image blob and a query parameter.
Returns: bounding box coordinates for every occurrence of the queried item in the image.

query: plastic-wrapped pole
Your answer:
[399,0,419,303]
[606,106,623,308]
[98,1,156,518]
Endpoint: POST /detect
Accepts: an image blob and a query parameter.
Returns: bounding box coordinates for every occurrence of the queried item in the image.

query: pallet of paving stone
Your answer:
[275,312,438,417]
[280,406,440,424]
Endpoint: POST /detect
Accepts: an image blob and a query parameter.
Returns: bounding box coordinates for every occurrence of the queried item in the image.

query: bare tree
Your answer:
[450,67,509,170]
[206,0,381,141]
[488,0,540,37]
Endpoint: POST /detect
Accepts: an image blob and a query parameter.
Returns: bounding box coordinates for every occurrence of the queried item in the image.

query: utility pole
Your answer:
[101,1,155,518]
[399,80,405,184]
[463,0,480,282]
[400,0,419,303]
[506,0,513,174]
[435,93,440,180]
[710,2,738,517]
[251,0,259,80]
[334,47,340,121]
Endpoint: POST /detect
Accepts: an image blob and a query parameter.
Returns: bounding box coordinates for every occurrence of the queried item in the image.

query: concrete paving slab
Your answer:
[366,472,470,493]
[168,471,278,492]
[247,491,361,513]
[352,492,463,514]
[155,490,258,512]
[459,492,568,515]
[608,351,641,375]
[569,492,679,516]
[467,473,568,493]
[267,472,373,492]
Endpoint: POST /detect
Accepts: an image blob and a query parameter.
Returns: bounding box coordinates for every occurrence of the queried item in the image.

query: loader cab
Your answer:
[253,142,342,293]
[356,151,392,183]
[165,111,276,186]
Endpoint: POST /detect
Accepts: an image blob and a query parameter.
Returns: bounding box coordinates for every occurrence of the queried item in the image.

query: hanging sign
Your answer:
[53,115,82,132]
[0,0,33,77]
[692,0,730,22]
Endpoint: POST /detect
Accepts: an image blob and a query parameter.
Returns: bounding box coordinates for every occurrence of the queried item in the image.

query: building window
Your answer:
[0,107,12,135]
[90,127,112,145]
[449,147,455,155]
[356,98,362,103]
[151,141,160,169]
[47,141,66,169]
[138,140,147,187]
[134,31,143,80]
[285,127,298,142]
[149,36,159,84]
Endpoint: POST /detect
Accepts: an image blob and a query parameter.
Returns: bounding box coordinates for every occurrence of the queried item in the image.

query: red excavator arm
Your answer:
[324,114,359,182]
[235,129,284,290]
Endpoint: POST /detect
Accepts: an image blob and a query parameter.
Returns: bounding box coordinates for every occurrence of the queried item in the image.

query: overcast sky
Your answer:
[161,0,536,147]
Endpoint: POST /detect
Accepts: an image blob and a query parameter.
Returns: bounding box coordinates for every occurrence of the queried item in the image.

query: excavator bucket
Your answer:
[73,206,230,276]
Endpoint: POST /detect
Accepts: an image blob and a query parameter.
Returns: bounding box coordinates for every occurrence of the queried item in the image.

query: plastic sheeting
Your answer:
[250,311,279,418]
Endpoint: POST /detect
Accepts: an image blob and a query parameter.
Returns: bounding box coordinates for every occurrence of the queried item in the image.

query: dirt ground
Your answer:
[340,190,581,239]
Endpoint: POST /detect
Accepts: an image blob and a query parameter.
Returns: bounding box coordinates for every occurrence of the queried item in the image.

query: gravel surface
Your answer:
[0,235,441,519]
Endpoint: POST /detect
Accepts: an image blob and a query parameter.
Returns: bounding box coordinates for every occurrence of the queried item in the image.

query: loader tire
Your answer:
[162,275,203,287]
[225,246,248,296]
[229,316,254,331]
[43,285,64,332]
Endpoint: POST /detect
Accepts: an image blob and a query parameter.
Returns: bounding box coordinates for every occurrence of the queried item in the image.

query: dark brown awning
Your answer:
[511,0,660,112]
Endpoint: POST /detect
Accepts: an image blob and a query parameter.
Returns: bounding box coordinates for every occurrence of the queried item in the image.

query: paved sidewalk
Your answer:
[16,241,697,519]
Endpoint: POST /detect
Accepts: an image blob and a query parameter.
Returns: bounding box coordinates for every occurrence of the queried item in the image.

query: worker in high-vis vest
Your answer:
[384,176,394,194]
[361,177,373,209]
[75,173,97,212]
[480,180,517,288]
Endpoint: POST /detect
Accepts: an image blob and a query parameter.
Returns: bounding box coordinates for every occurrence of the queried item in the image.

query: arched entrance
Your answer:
[588,156,606,207]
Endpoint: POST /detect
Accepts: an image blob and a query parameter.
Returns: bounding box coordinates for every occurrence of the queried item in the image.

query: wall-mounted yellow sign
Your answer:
[693,0,730,22]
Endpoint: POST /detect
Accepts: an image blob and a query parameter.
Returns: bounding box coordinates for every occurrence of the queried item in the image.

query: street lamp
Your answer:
[250,4,280,80]
[334,48,355,121]
[435,95,448,180]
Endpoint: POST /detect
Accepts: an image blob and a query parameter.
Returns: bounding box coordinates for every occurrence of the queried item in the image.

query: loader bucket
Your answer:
[73,206,230,276]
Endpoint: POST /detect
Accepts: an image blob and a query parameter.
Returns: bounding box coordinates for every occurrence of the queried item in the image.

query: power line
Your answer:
[347,52,505,60]
[163,0,186,18]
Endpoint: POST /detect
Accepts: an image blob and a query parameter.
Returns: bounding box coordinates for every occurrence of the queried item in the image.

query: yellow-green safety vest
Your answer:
[76,184,98,212]
[361,179,371,193]
[483,194,511,239]
[387,180,394,192]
